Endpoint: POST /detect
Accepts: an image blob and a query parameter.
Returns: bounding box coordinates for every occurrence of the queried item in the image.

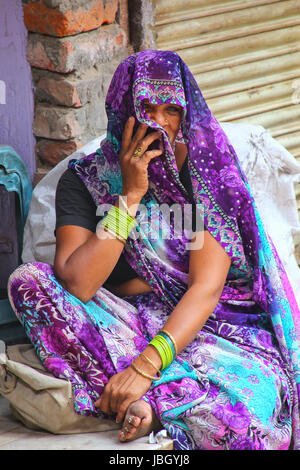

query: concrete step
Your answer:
[0,396,173,450]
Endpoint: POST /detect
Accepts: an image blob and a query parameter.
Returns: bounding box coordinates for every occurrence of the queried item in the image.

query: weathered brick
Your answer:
[27,24,128,73]
[36,138,82,167]
[32,67,114,108]
[33,104,84,140]
[33,99,107,140]
[23,0,118,37]
[35,74,82,107]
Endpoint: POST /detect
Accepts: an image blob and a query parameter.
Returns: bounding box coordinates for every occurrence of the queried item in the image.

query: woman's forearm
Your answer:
[57,233,125,303]
[161,283,222,354]
[54,193,141,303]
[133,283,222,376]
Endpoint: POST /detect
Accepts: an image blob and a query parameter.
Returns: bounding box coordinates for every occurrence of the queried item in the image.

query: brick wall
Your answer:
[22,0,132,185]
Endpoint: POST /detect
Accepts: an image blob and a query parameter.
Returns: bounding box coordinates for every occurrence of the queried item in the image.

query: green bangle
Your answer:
[160,330,177,356]
[149,333,175,370]
[102,226,126,245]
[102,206,136,240]
[152,336,173,369]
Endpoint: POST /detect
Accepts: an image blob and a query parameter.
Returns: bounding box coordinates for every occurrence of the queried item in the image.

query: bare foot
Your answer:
[119,399,161,442]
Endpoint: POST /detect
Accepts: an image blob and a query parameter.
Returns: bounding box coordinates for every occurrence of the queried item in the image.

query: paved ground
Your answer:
[0,395,173,451]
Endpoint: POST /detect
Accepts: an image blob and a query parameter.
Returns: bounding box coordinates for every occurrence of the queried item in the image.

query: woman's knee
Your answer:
[8,262,52,308]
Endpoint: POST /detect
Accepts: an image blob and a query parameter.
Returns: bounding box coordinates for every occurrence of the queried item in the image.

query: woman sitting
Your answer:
[8,50,300,450]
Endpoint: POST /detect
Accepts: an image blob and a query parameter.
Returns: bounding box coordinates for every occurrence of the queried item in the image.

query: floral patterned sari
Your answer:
[8,50,300,450]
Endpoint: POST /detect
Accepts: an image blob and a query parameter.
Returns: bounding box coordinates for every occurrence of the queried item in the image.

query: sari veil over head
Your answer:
[8,50,300,449]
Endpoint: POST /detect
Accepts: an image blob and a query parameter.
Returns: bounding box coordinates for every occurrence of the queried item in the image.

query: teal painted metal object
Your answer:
[0,145,32,241]
[0,146,32,344]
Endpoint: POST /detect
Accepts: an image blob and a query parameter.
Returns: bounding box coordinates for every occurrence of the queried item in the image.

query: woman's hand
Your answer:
[95,364,152,423]
[120,117,162,201]
[95,346,162,423]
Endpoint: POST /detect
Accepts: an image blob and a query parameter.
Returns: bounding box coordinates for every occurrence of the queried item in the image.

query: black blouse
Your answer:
[55,157,204,286]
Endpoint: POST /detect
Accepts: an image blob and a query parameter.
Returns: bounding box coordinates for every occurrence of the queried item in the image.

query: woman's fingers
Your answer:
[121,118,148,157]
[94,397,101,408]
[120,120,163,199]
[110,388,123,414]
[137,149,162,165]
[116,398,133,424]
[96,372,132,415]
[140,150,162,163]
[131,130,161,157]
[97,383,112,414]
[126,128,149,158]
[122,121,161,158]
[121,117,135,154]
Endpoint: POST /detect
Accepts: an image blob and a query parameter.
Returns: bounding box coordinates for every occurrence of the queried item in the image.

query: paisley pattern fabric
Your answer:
[8,50,300,450]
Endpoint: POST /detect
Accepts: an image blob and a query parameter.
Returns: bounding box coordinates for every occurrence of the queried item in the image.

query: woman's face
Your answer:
[143,100,183,144]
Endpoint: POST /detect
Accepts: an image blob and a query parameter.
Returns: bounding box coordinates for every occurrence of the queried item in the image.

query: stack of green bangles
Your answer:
[149,330,178,370]
[99,204,136,244]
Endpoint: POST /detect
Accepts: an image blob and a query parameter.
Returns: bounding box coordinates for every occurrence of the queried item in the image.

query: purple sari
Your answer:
[8,50,300,450]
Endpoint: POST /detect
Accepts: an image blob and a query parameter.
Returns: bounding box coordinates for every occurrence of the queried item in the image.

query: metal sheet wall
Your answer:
[154,0,300,225]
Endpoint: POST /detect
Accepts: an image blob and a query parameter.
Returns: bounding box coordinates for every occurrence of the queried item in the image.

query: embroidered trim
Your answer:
[133,78,183,87]
[133,78,186,110]
[189,160,240,236]
[165,150,189,196]
[189,160,253,276]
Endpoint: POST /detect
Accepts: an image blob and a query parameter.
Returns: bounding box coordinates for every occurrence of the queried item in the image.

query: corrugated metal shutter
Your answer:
[154,0,300,237]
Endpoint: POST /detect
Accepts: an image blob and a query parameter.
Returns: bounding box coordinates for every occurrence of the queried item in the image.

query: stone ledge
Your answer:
[0,396,173,450]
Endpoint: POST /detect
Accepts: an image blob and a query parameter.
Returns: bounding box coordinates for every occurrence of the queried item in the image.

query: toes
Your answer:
[127,414,140,428]
[119,414,141,441]
[119,427,135,441]
[118,401,157,442]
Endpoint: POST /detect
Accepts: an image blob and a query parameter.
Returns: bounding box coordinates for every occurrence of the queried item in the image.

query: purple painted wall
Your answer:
[0,0,35,178]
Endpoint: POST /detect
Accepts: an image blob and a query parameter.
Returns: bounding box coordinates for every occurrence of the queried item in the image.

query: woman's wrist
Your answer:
[134,345,163,376]
[119,192,142,218]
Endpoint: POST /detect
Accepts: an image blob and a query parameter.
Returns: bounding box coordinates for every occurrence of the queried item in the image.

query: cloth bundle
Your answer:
[0,342,119,434]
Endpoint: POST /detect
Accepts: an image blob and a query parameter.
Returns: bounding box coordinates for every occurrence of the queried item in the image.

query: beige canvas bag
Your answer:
[0,342,119,434]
